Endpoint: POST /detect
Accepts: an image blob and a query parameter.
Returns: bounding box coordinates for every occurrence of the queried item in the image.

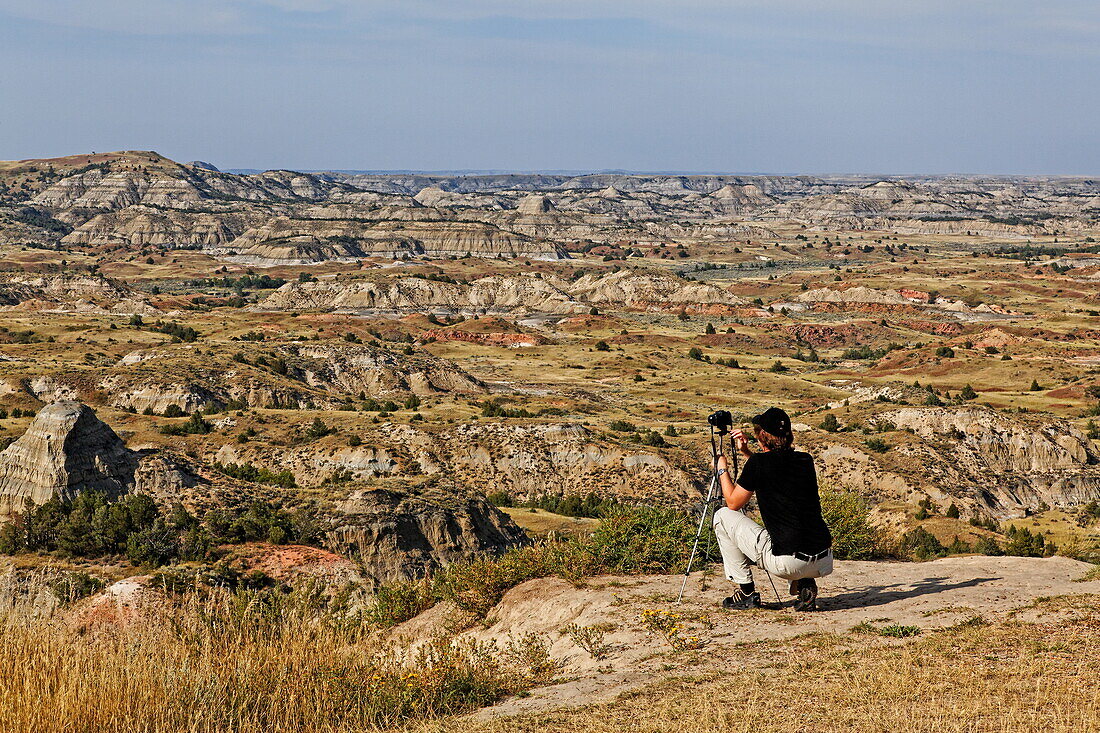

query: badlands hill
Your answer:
[2,152,1098,268]
[257,269,744,315]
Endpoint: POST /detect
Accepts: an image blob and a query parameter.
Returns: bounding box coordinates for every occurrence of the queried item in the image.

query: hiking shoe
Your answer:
[788,580,799,597]
[793,578,818,612]
[721,590,762,610]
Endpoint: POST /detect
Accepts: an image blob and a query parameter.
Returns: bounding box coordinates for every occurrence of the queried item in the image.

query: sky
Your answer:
[0,1,1097,174]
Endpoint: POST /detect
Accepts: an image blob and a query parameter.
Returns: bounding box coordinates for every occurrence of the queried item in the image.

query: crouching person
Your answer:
[713,408,833,611]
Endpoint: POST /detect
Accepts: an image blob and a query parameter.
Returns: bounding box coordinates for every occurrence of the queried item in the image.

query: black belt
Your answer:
[793,548,831,562]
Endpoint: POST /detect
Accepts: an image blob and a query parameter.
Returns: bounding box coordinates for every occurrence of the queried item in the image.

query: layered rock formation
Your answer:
[63,206,252,249]
[0,401,138,518]
[225,218,562,262]
[811,406,1100,516]
[213,421,697,501]
[570,269,744,312]
[325,486,527,582]
[0,273,157,315]
[93,342,485,414]
[257,269,741,316]
[5,151,1098,263]
[292,342,486,396]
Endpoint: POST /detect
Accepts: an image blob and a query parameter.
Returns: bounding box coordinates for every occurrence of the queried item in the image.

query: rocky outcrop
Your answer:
[516,194,556,215]
[257,269,742,316]
[257,275,577,315]
[98,342,484,413]
[0,401,138,518]
[291,343,486,396]
[810,406,1100,516]
[570,269,744,313]
[63,206,250,249]
[881,407,1100,508]
[707,183,775,213]
[797,286,914,306]
[223,218,562,262]
[0,273,156,315]
[209,422,697,500]
[325,486,527,582]
[421,329,549,348]
[0,273,131,306]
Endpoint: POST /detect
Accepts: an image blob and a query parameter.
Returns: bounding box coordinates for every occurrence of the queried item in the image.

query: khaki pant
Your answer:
[712,507,834,586]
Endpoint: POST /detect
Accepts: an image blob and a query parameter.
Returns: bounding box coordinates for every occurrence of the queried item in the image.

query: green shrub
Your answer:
[878,623,922,638]
[973,536,1003,556]
[819,489,884,560]
[902,527,947,560]
[304,418,334,439]
[365,506,707,625]
[50,571,106,604]
[864,437,890,453]
[212,462,298,488]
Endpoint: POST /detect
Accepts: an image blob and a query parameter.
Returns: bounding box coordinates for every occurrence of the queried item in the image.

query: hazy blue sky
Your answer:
[1,1,1097,174]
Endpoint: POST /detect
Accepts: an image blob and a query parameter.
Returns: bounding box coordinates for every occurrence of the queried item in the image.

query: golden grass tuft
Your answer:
[0,587,537,733]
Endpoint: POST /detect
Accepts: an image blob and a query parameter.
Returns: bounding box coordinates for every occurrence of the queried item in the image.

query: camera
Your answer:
[707,409,733,434]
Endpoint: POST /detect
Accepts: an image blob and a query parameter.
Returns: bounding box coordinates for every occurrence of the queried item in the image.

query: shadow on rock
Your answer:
[820,576,1000,611]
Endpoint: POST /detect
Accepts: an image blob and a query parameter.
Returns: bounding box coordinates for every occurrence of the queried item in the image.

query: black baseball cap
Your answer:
[751,407,791,437]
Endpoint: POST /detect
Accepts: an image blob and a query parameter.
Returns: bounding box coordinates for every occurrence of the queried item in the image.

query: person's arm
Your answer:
[718,454,753,510]
[716,432,753,511]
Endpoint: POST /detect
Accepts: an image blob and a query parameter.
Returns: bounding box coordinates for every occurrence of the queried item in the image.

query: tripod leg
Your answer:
[676,473,718,604]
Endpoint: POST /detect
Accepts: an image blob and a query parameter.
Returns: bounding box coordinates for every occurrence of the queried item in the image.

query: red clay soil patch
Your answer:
[423,329,550,347]
[898,320,964,336]
[1045,385,1087,399]
[608,333,690,348]
[898,288,932,302]
[809,302,926,316]
[779,322,892,348]
[968,328,1029,349]
[697,332,792,350]
[221,543,359,583]
[72,575,155,631]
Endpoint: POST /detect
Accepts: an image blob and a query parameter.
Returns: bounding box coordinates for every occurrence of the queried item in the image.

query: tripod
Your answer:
[675,423,782,605]
[676,423,732,604]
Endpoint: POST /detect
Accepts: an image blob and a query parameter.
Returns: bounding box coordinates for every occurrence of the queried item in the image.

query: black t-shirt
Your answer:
[736,449,832,557]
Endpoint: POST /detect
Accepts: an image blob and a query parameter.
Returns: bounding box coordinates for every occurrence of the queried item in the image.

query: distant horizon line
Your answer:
[225,167,1097,179]
[3,150,1096,179]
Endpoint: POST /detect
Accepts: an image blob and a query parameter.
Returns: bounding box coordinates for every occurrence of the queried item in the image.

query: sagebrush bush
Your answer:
[367,506,706,626]
[819,488,886,560]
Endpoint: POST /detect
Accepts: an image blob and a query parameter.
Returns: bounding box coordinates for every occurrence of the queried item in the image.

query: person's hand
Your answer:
[716,454,729,471]
[732,428,753,457]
